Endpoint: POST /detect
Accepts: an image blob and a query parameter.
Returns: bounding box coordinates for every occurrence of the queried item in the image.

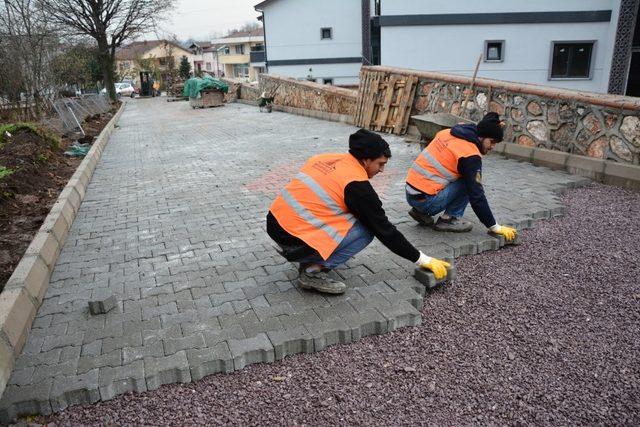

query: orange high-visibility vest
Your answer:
[269,153,368,260]
[406,129,482,195]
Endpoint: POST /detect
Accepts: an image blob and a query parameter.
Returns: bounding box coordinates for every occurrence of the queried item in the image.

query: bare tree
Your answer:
[39,0,175,101]
[0,0,58,119]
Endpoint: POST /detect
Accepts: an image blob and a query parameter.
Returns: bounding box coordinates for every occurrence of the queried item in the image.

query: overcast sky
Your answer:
[154,0,262,41]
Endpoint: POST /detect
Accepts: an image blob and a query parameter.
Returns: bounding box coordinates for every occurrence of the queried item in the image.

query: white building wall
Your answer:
[261,0,364,84]
[379,0,621,93]
[268,63,363,85]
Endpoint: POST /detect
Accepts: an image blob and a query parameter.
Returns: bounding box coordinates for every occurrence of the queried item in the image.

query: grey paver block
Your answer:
[98,360,146,400]
[341,308,388,341]
[50,369,100,412]
[187,342,233,381]
[144,350,191,391]
[267,326,314,360]
[77,349,122,374]
[0,380,53,423]
[305,318,353,350]
[163,333,206,355]
[377,301,423,331]
[228,333,275,370]
[413,264,457,289]
[88,294,117,315]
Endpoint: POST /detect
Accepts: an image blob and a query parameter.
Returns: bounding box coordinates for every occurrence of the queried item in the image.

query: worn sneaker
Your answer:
[409,207,434,226]
[297,270,346,294]
[433,216,473,232]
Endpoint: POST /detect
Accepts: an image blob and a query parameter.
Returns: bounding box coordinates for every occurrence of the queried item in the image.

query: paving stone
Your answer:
[267,326,314,360]
[50,369,100,412]
[0,380,53,423]
[187,342,233,381]
[144,351,191,391]
[98,360,146,400]
[1,100,588,420]
[77,349,122,374]
[305,318,353,350]
[163,333,206,356]
[228,333,275,370]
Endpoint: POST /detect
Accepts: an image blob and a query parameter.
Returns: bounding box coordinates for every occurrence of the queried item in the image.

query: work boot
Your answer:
[409,207,434,226]
[297,269,346,294]
[433,216,473,232]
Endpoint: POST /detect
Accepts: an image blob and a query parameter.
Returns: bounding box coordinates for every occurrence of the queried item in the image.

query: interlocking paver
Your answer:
[0,99,589,421]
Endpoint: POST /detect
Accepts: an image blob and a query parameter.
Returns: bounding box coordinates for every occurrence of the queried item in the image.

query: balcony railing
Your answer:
[250,50,266,63]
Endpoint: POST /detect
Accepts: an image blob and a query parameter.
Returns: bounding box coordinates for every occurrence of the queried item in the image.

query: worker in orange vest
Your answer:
[405,112,517,241]
[267,129,451,295]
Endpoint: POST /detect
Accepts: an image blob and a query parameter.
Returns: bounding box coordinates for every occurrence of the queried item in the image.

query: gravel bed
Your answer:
[44,183,640,426]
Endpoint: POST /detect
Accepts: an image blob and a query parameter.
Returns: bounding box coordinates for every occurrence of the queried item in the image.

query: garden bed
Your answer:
[0,111,115,292]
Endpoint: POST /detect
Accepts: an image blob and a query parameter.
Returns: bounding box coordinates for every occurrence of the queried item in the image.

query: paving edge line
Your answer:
[495,142,640,191]
[0,101,126,399]
[230,99,353,125]
[0,151,592,422]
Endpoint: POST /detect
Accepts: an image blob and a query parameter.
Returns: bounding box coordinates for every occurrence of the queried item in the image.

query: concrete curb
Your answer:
[496,142,640,190]
[0,102,126,399]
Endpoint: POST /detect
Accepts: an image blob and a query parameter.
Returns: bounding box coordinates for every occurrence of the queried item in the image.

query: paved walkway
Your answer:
[0,99,587,420]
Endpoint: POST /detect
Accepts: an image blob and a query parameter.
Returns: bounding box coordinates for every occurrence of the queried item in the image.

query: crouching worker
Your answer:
[267,129,450,294]
[405,112,517,242]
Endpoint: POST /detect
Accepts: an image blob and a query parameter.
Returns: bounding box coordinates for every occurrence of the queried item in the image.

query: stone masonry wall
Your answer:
[258,74,357,117]
[363,66,640,165]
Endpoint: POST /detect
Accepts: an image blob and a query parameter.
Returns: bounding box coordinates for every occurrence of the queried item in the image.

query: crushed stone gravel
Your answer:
[43,183,640,426]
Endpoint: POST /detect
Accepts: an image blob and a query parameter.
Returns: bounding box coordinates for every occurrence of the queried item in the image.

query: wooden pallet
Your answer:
[354,69,418,135]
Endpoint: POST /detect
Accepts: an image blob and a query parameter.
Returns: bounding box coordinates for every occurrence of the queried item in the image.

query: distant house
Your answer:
[188,41,224,76]
[211,28,266,81]
[115,40,195,86]
[254,0,366,86]
[254,0,639,95]
[374,0,640,95]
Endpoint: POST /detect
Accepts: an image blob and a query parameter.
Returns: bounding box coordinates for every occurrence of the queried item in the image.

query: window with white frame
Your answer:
[321,27,332,40]
[233,63,249,78]
[235,44,245,55]
[484,40,504,62]
[206,62,212,71]
[550,41,594,79]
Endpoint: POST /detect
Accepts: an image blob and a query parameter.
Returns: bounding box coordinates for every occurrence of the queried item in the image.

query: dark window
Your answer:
[323,78,333,85]
[251,44,264,52]
[550,42,594,78]
[235,44,245,54]
[321,27,332,40]
[485,40,504,62]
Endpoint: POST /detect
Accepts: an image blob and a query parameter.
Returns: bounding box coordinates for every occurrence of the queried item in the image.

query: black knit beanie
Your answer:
[476,112,504,142]
[348,129,391,160]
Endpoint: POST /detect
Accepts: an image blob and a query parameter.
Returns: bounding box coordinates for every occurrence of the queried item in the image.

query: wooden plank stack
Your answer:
[354,69,418,135]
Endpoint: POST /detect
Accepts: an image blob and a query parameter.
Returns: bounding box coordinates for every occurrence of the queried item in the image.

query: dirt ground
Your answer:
[0,112,114,291]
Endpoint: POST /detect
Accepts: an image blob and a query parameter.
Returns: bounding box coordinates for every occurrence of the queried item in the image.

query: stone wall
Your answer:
[258,74,357,117]
[363,66,640,165]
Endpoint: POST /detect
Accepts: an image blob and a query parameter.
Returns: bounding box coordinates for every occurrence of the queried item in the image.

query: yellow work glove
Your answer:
[490,224,517,242]
[416,252,450,280]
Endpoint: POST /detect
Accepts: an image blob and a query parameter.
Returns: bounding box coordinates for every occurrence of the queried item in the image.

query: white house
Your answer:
[188,42,224,76]
[254,0,372,85]
[254,0,638,95]
[375,0,638,94]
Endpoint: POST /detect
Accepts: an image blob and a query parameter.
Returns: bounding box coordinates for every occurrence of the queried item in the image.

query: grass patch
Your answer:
[0,165,15,180]
[0,122,60,150]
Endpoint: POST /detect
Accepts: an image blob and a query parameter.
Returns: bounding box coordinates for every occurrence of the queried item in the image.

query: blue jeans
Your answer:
[406,179,469,218]
[297,220,374,269]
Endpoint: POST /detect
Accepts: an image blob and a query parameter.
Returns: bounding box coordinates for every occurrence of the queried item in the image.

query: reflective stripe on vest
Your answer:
[295,172,356,226]
[279,187,345,245]
[269,153,368,260]
[406,129,481,195]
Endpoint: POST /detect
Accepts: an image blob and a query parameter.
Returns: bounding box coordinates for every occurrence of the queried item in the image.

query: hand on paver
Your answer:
[490,224,517,242]
[416,252,451,280]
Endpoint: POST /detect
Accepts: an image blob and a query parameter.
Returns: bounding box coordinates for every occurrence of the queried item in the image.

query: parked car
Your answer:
[100,82,136,98]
